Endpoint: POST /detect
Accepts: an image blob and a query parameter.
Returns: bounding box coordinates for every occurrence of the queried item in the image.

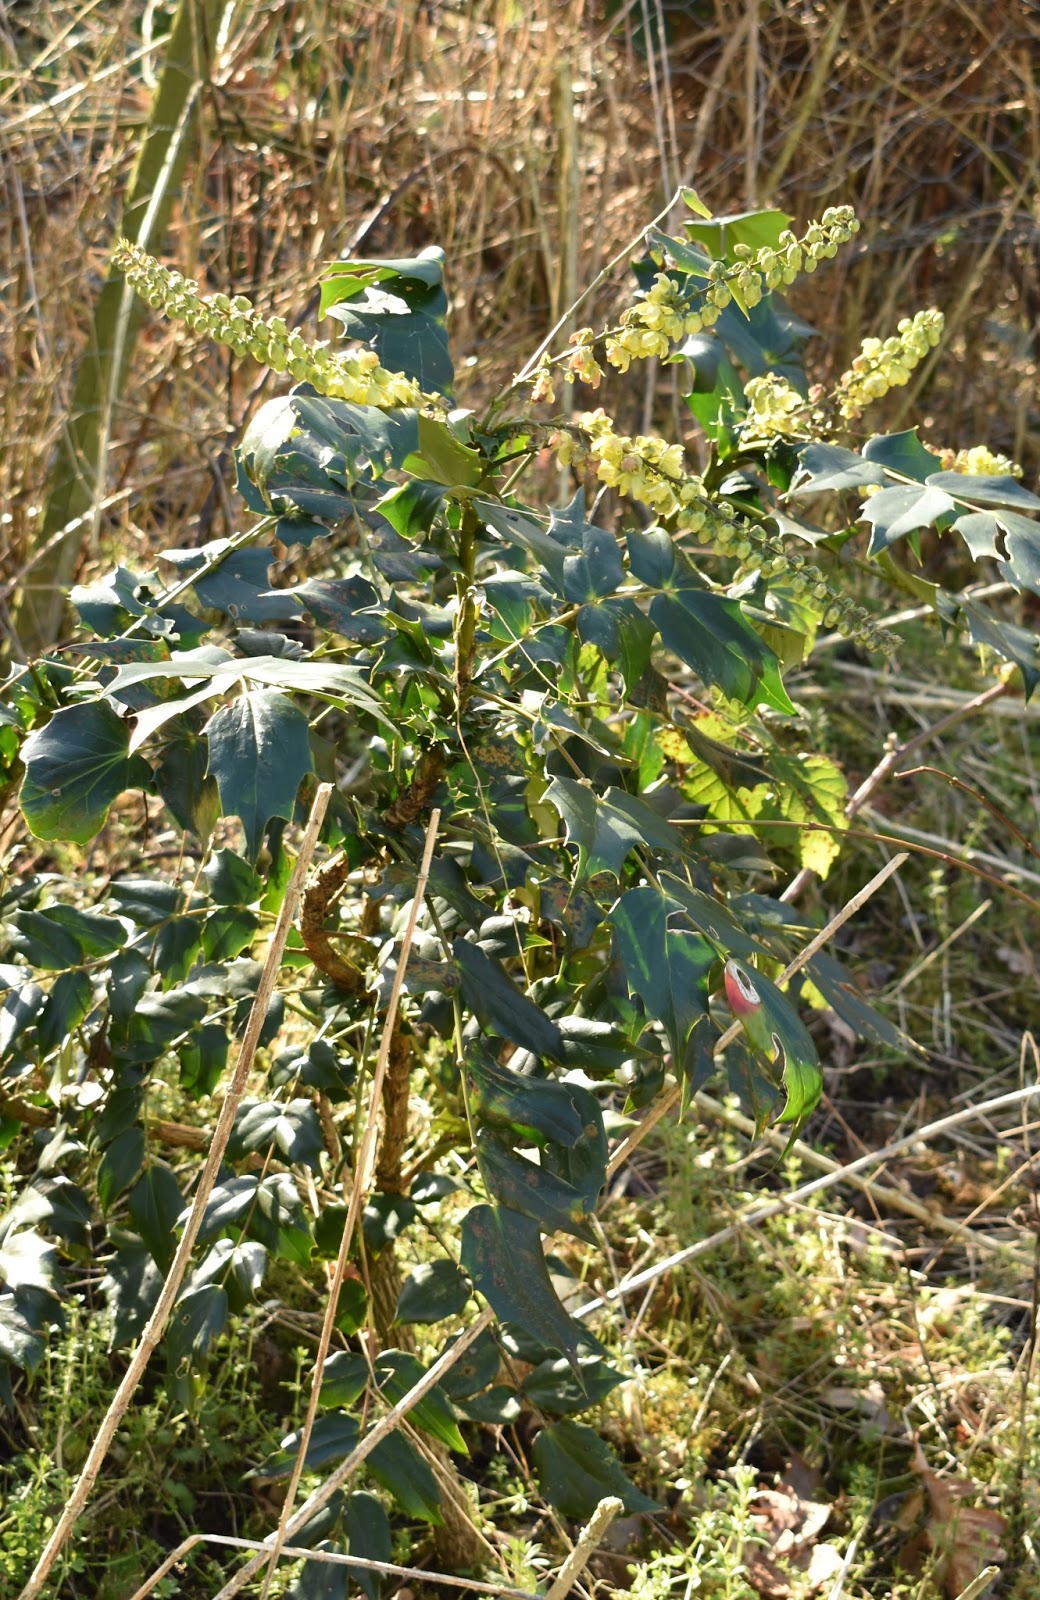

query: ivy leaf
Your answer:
[204,689,313,862]
[20,700,150,844]
[476,1130,596,1242]
[533,1421,659,1517]
[544,778,684,882]
[610,886,715,1084]
[650,586,795,714]
[395,1260,471,1325]
[461,1205,601,1372]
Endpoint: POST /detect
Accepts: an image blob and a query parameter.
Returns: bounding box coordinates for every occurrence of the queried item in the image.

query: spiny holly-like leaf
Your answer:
[231,1098,325,1170]
[476,1130,596,1242]
[204,689,312,862]
[860,483,956,554]
[464,1043,590,1147]
[791,442,888,496]
[165,1282,228,1368]
[650,586,795,714]
[20,700,151,844]
[0,1231,58,1295]
[862,429,943,482]
[533,1420,659,1517]
[343,1492,391,1600]
[460,1204,601,1372]
[454,939,564,1060]
[522,1356,626,1416]
[610,885,715,1084]
[722,960,821,1127]
[544,778,684,882]
[370,1350,468,1455]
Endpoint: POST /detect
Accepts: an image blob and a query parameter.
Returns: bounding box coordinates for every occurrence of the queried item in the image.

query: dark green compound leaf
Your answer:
[203,848,262,906]
[371,1350,468,1454]
[376,477,446,538]
[101,1241,163,1349]
[544,778,685,882]
[457,1386,522,1424]
[460,1204,602,1372]
[477,499,569,594]
[659,873,765,962]
[293,576,387,644]
[454,938,564,1060]
[476,1130,596,1243]
[231,1098,325,1170]
[533,1420,659,1518]
[926,471,1040,513]
[0,1230,58,1294]
[285,1543,348,1600]
[0,979,45,1063]
[611,885,715,1081]
[37,968,95,1053]
[361,1193,417,1256]
[20,699,150,844]
[862,429,943,482]
[165,1283,228,1369]
[650,585,795,714]
[522,1356,626,1416]
[367,1431,443,1523]
[464,1043,589,1147]
[805,951,910,1052]
[127,1162,183,1271]
[270,1038,355,1099]
[196,1176,259,1244]
[204,688,313,862]
[343,1491,392,1600]
[96,1126,146,1212]
[319,1351,370,1409]
[395,1259,471,1325]
[562,521,625,603]
[178,1022,229,1100]
[540,1084,608,1210]
[190,1239,267,1309]
[577,598,656,691]
[437,1328,502,1400]
[259,1413,360,1478]
[0,1291,47,1373]
[860,482,957,555]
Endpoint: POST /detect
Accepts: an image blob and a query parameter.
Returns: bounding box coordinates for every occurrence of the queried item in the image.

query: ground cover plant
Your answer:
[2,182,1040,1600]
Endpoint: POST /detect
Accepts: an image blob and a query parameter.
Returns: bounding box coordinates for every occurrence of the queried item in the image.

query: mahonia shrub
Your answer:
[2,191,1039,1565]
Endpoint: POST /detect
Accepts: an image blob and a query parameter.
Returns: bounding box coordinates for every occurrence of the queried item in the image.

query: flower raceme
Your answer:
[112,239,422,410]
[835,308,943,419]
[552,411,895,656]
[606,206,860,373]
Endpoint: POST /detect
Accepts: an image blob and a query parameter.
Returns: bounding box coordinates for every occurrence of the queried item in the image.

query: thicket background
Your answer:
[3,4,1040,1599]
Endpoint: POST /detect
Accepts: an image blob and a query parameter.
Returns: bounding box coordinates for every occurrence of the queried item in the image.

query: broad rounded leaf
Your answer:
[20,700,149,844]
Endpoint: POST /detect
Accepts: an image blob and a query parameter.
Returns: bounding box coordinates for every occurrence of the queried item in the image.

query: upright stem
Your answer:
[454,502,481,703]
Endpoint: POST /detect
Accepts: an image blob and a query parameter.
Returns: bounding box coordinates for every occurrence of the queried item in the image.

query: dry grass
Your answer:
[2,1,1038,636]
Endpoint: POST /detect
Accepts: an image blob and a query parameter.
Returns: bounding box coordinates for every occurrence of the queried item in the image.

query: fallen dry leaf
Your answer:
[912,1444,1005,1599]
[742,1472,838,1598]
